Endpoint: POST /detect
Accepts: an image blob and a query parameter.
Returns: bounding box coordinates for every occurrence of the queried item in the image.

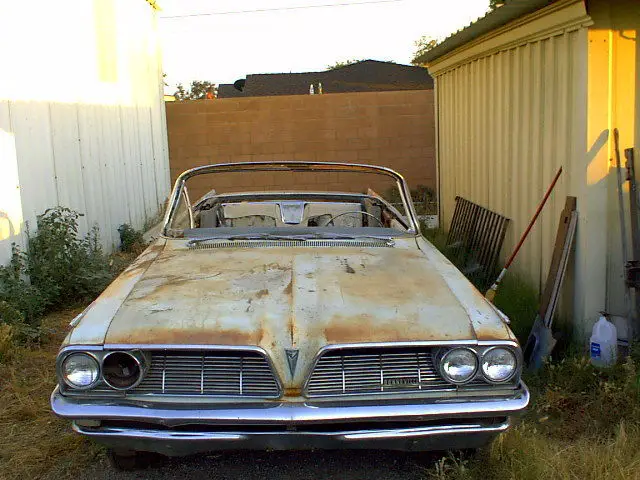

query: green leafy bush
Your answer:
[0,245,46,324]
[117,223,146,254]
[0,207,112,344]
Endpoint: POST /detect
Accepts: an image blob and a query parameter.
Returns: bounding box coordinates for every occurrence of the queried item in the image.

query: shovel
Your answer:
[524,199,577,369]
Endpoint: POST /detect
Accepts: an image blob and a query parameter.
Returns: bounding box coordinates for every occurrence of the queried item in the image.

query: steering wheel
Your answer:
[326,211,385,227]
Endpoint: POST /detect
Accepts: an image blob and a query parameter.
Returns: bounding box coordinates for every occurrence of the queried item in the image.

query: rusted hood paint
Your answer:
[68,237,513,389]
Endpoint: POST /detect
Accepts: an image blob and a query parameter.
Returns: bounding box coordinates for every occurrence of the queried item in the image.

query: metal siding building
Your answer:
[0,0,170,263]
[422,0,639,338]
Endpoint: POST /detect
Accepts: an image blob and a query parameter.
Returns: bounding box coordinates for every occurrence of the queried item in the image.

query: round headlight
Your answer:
[102,351,142,390]
[481,347,517,382]
[62,353,99,389]
[440,348,478,384]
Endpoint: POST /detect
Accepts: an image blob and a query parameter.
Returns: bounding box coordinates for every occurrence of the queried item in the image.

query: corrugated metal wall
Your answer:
[436,27,588,294]
[430,0,640,337]
[0,0,169,263]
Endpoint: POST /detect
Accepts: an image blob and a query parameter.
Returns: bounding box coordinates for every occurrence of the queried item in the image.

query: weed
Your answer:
[0,207,112,348]
[525,355,640,440]
[26,208,112,308]
[492,275,539,343]
[0,244,46,324]
[419,353,640,480]
[0,323,15,363]
[117,223,147,254]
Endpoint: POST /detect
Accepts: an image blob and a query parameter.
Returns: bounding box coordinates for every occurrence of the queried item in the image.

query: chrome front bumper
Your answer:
[51,382,529,456]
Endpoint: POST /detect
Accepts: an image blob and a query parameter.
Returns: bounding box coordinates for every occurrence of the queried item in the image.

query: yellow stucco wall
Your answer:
[587,0,639,328]
[428,0,639,338]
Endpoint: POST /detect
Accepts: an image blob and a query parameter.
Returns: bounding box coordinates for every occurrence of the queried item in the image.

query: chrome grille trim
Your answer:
[189,239,393,249]
[136,351,280,397]
[67,349,281,399]
[305,347,488,398]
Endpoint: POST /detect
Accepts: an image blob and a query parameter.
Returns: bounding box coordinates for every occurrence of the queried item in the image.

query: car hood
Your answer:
[69,237,514,390]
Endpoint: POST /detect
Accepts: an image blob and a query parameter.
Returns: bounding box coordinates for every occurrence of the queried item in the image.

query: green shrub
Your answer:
[0,245,46,324]
[25,208,112,308]
[117,223,146,254]
[0,207,112,343]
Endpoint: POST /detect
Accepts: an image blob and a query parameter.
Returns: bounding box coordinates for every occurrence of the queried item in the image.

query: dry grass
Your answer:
[0,308,102,480]
[429,421,640,480]
[426,354,640,480]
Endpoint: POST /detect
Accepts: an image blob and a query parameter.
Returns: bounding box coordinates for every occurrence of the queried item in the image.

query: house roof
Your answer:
[414,0,556,64]
[219,60,433,98]
[217,84,245,98]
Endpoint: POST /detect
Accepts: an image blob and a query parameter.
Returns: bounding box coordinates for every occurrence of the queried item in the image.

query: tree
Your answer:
[411,36,438,65]
[174,80,217,100]
[326,59,365,70]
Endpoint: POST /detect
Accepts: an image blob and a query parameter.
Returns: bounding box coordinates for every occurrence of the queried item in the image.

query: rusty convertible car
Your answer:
[51,161,529,468]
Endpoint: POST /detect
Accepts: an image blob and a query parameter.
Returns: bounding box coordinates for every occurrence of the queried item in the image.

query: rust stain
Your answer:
[283,387,302,397]
[288,276,295,345]
[117,243,166,280]
[283,279,293,296]
[255,289,269,298]
[340,258,356,274]
[323,314,443,343]
[474,326,509,341]
[107,326,263,346]
[254,262,289,273]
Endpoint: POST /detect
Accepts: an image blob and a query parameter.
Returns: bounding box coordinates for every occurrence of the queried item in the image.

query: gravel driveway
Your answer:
[76,450,444,480]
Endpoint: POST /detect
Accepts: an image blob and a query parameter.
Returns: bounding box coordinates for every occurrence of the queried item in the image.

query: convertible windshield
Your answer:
[163,162,419,238]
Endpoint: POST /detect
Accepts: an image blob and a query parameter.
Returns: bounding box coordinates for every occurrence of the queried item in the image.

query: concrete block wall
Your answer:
[165,90,435,201]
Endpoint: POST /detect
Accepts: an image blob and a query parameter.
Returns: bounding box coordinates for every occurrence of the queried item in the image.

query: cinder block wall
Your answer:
[166,90,435,200]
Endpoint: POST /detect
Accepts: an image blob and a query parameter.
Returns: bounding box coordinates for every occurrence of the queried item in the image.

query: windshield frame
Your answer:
[161,161,421,237]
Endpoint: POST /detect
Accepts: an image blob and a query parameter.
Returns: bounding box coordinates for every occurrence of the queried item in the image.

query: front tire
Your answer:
[106,449,139,471]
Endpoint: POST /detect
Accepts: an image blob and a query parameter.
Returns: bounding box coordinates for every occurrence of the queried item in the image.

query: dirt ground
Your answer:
[77,449,439,480]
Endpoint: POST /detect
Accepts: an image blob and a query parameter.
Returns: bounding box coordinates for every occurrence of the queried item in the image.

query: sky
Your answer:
[158,0,490,92]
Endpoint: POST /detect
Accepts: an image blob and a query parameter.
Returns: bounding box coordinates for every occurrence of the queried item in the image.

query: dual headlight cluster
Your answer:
[59,351,143,391]
[439,347,518,384]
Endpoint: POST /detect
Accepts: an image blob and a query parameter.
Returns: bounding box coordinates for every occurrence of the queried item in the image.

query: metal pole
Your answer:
[625,147,640,338]
[614,129,631,320]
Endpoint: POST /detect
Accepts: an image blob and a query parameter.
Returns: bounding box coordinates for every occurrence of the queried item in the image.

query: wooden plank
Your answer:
[538,196,577,319]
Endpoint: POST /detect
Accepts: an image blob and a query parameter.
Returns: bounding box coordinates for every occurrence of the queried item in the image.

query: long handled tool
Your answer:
[524,197,577,369]
[614,129,632,322]
[485,166,563,302]
[625,147,640,339]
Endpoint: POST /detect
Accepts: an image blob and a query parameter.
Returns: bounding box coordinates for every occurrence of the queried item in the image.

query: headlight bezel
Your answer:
[56,347,147,393]
[437,344,522,386]
[60,351,101,390]
[101,350,144,391]
[438,347,480,385]
[480,346,518,384]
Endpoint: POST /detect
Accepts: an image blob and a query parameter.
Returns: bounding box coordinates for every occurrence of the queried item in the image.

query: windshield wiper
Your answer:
[187,233,312,245]
[309,232,396,244]
[187,232,396,246]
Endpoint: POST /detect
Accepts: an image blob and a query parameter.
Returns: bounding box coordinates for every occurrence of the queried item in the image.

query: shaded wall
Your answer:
[166,90,435,201]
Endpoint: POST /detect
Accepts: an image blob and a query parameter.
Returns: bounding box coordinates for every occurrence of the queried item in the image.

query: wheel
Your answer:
[106,449,139,471]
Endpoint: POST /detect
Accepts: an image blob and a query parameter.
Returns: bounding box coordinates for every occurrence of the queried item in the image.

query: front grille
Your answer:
[305,348,483,397]
[78,350,281,398]
[136,350,280,397]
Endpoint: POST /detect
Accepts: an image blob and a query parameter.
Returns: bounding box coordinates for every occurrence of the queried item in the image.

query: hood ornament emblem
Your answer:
[285,349,299,377]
